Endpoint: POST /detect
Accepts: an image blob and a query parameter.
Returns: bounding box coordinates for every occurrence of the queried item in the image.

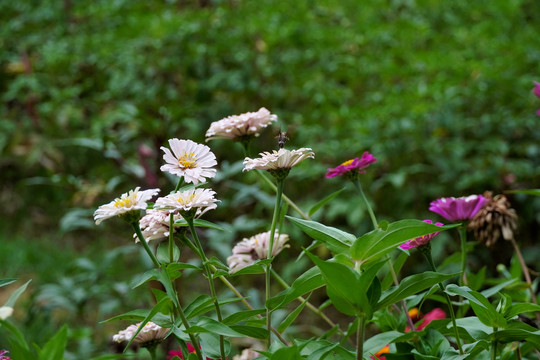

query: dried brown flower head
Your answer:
[468,192,518,247]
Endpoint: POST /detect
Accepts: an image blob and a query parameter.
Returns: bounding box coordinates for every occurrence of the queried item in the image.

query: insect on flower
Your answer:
[276,129,289,148]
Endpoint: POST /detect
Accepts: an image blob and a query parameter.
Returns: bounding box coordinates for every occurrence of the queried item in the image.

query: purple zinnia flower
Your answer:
[400,220,443,250]
[429,195,488,222]
[325,152,377,178]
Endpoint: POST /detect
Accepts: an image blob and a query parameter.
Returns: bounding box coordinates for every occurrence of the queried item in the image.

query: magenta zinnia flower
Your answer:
[429,195,488,222]
[168,343,216,360]
[400,220,443,250]
[534,81,540,98]
[325,152,377,178]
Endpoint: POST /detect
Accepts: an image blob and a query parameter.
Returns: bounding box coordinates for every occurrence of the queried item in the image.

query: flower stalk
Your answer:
[186,218,227,360]
[266,179,284,347]
[458,226,469,286]
[132,222,161,268]
[356,314,366,360]
[420,244,464,355]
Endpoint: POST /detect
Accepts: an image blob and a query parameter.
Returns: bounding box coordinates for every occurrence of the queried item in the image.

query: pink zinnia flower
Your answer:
[533,81,540,98]
[400,220,443,250]
[0,350,10,360]
[405,308,446,332]
[429,195,488,222]
[325,152,377,178]
[168,343,216,360]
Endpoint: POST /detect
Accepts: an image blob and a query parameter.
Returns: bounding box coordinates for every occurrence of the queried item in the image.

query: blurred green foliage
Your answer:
[1,0,539,357]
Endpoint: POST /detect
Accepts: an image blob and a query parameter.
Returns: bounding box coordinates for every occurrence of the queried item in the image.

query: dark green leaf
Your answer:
[287,216,355,254]
[445,285,507,328]
[277,293,311,333]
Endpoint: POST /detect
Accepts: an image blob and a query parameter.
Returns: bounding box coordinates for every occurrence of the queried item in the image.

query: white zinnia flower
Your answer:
[206,107,277,141]
[0,306,13,320]
[135,209,183,242]
[233,348,261,360]
[112,322,169,347]
[154,188,219,217]
[227,231,290,273]
[94,187,160,225]
[160,139,217,184]
[243,148,315,172]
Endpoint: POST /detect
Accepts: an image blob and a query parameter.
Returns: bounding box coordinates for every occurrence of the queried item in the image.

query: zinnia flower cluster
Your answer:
[325,152,377,179]
[205,108,277,141]
[227,231,290,273]
[429,195,488,222]
[155,188,219,218]
[112,322,169,347]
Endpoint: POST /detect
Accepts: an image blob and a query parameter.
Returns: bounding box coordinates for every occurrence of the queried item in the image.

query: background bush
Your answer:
[1,0,539,357]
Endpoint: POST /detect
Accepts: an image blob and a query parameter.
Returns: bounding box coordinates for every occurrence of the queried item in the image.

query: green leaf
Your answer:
[287,216,355,254]
[5,280,31,308]
[185,317,246,337]
[0,279,17,288]
[445,285,507,328]
[363,330,403,358]
[308,188,345,216]
[200,332,231,359]
[269,345,303,360]
[480,278,517,298]
[131,269,160,289]
[376,272,458,311]
[505,303,540,319]
[184,294,215,319]
[174,218,228,231]
[230,259,272,276]
[505,189,540,196]
[38,325,67,360]
[0,319,31,356]
[266,266,323,310]
[228,325,269,339]
[278,294,311,333]
[124,297,172,350]
[157,242,180,264]
[222,309,266,325]
[306,251,364,316]
[351,220,458,265]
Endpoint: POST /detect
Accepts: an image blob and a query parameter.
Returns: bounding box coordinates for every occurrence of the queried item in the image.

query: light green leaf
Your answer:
[174,218,228,231]
[308,188,345,216]
[351,220,458,265]
[445,285,507,328]
[185,317,246,337]
[505,303,540,319]
[376,272,457,311]
[38,325,67,360]
[0,279,17,288]
[287,216,355,254]
[5,280,31,308]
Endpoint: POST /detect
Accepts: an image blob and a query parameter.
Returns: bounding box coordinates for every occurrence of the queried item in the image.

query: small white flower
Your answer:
[160,139,217,185]
[233,348,261,360]
[227,231,290,273]
[243,148,314,172]
[94,187,160,225]
[112,322,169,346]
[206,108,277,141]
[0,306,13,320]
[154,188,219,217]
[135,209,183,242]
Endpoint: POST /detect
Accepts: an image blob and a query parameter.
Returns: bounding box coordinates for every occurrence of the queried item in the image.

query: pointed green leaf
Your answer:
[0,279,17,288]
[376,272,457,311]
[266,266,323,310]
[309,188,345,216]
[5,280,31,308]
[185,317,245,337]
[278,294,311,333]
[505,303,540,319]
[38,325,67,360]
[445,285,507,328]
[287,216,355,254]
[228,325,269,339]
[174,218,228,231]
[222,309,266,325]
[351,220,458,265]
[230,259,272,276]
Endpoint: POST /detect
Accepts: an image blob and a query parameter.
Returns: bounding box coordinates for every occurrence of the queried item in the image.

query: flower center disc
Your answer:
[114,194,137,208]
[178,152,197,169]
[341,159,354,166]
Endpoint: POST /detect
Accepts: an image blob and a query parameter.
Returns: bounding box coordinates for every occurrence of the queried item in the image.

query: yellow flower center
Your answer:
[176,193,196,205]
[408,307,419,319]
[114,194,137,208]
[341,159,354,166]
[178,152,197,169]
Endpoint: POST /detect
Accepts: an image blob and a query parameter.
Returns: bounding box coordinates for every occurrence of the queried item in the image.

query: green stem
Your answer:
[356,315,365,360]
[266,179,284,347]
[132,223,161,268]
[352,178,378,229]
[187,219,226,360]
[422,248,464,355]
[176,299,204,360]
[257,170,309,220]
[491,333,498,360]
[169,213,175,263]
[458,226,468,286]
[174,178,184,192]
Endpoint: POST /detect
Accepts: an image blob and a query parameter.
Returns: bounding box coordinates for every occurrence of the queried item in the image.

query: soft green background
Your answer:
[1,0,539,358]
